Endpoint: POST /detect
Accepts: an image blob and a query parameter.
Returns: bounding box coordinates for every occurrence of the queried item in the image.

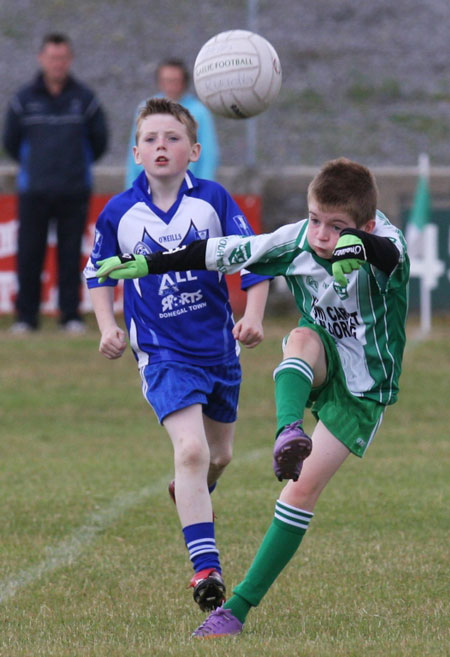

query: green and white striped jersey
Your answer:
[206,211,409,406]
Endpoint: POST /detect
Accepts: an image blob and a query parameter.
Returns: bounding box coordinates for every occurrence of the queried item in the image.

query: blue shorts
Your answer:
[139,360,242,424]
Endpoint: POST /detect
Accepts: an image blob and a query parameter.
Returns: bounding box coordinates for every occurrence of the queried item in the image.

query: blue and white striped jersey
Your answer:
[84,171,269,367]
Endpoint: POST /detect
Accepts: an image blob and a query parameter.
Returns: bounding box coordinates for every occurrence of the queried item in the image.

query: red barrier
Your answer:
[0,193,261,316]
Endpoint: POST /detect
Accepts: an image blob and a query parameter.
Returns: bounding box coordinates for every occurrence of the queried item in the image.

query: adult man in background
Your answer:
[124,58,219,188]
[3,32,108,334]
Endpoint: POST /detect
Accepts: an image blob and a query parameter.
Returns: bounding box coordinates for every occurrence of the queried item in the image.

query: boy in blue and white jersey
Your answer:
[95,158,410,637]
[84,98,270,612]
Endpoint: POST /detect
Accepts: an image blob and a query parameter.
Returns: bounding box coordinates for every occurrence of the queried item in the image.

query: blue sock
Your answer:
[208,482,217,495]
[183,522,221,573]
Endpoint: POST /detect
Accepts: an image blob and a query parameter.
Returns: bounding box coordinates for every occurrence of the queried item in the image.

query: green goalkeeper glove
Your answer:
[96,254,149,283]
[331,234,366,287]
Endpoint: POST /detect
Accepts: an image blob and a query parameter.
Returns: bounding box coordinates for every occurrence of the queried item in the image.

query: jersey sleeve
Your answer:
[367,211,410,293]
[205,221,304,276]
[83,201,122,288]
[2,97,22,161]
[216,187,273,290]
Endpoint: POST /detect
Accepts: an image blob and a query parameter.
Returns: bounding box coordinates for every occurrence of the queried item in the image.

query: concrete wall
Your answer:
[2,164,449,314]
[218,165,450,232]
[2,163,450,231]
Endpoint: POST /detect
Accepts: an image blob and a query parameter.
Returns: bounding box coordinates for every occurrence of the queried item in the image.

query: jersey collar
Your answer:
[133,170,199,224]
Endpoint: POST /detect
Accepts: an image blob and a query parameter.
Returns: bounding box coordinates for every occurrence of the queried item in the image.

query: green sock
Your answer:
[273,358,314,435]
[224,500,314,623]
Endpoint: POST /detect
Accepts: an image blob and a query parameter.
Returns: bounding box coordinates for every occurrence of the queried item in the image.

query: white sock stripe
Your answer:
[188,547,220,558]
[274,512,311,530]
[275,507,313,526]
[186,538,216,549]
[283,357,312,369]
[276,500,314,520]
[273,359,314,383]
[287,361,314,381]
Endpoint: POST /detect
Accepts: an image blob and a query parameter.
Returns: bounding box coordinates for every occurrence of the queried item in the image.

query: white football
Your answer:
[193,30,282,119]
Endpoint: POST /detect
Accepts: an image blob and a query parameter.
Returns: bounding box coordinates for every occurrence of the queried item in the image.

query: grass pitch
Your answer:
[0,314,448,657]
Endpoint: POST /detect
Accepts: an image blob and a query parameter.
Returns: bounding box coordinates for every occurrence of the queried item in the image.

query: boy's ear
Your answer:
[189,142,201,163]
[364,218,376,233]
[133,145,142,165]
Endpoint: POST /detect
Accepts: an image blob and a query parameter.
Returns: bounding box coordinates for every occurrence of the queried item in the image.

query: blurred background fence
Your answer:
[1,163,449,317]
[1,0,449,318]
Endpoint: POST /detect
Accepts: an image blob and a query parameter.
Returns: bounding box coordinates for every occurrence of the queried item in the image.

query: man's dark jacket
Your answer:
[3,73,108,195]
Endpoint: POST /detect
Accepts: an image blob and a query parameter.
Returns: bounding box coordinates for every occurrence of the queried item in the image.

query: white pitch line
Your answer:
[0,448,269,604]
[0,476,169,604]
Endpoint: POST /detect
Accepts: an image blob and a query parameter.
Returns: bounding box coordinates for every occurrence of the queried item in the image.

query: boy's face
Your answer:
[134,114,200,179]
[307,197,374,259]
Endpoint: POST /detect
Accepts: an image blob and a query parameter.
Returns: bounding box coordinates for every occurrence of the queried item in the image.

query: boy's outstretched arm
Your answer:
[96,225,298,282]
[96,241,208,282]
[96,241,269,348]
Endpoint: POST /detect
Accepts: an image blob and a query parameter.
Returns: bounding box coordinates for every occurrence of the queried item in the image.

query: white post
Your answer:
[419,153,431,336]
[246,0,259,168]
[418,152,430,179]
[419,265,431,336]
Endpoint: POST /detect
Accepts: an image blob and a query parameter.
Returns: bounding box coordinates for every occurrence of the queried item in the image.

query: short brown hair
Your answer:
[135,98,198,145]
[307,158,378,227]
[40,32,72,52]
[156,58,190,86]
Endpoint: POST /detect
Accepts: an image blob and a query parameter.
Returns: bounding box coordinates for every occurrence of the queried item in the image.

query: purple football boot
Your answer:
[192,605,243,638]
[273,420,312,481]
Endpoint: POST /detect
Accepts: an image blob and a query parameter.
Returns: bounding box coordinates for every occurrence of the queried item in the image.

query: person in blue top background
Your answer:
[124,58,219,188]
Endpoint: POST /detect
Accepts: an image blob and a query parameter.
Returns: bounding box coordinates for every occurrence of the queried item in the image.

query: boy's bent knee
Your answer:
[209,451,232,472]
[286,327,319,348]
[281,476,324,511]
[175,438,210,471]
[283,327,324,363]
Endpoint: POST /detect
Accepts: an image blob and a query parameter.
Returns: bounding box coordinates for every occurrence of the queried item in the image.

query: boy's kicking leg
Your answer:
[192,326,344,635]
[193,422,350,636]
[164,404,226,611]
[273,327,327,480]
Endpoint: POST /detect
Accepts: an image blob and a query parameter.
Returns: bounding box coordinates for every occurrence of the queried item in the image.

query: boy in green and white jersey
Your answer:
[95,158,410,637]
